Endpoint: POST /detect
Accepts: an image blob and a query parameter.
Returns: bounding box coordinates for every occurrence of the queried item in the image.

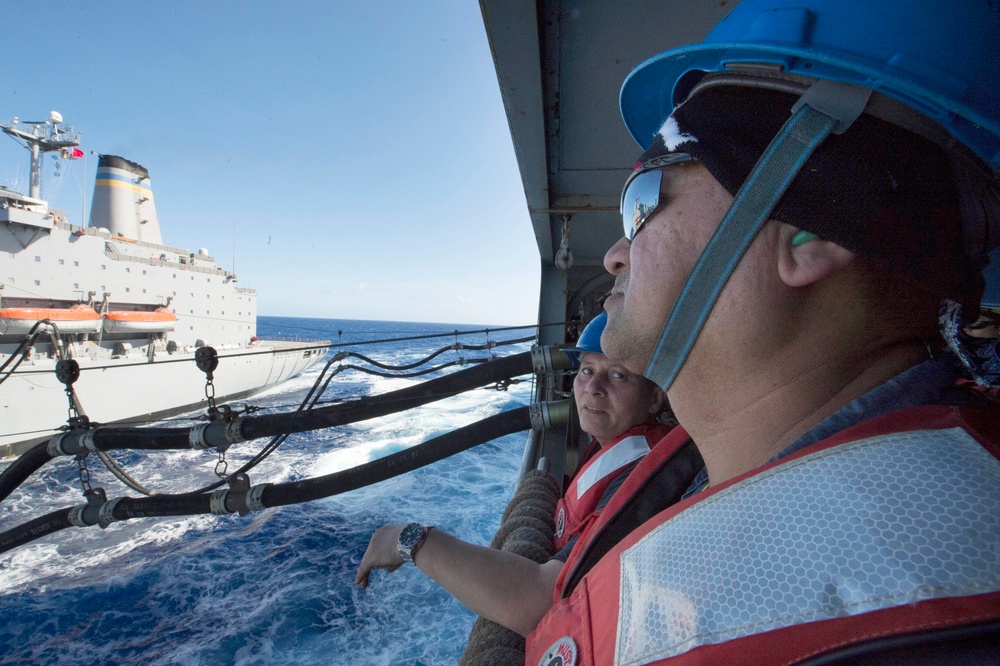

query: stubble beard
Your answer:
[602,277,660,376]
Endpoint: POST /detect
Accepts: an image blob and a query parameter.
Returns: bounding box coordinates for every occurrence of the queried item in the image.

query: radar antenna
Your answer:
[1,110,81,199]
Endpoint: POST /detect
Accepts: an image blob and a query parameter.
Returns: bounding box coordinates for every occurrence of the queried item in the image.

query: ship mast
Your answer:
[1,110,80,199]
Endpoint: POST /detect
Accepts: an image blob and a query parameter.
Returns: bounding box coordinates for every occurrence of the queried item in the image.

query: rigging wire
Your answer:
[0,335,537,441]
[106,337,530,490]
[168,336,536,494]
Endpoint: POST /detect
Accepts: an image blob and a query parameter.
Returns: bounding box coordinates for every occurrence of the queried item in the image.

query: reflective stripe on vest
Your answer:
[575,435,651,500]
[614,426,1000,665]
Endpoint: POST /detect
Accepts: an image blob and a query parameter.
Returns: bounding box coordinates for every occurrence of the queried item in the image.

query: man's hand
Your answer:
[355,524,406,588]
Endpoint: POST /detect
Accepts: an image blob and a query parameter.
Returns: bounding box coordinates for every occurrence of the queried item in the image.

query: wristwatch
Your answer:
[397,522,432,564]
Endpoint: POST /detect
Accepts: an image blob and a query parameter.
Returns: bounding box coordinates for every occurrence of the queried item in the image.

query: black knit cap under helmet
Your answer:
[636,86,984,312]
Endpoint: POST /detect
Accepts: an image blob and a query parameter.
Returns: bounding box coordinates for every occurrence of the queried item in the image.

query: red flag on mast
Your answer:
[60,147,84,160]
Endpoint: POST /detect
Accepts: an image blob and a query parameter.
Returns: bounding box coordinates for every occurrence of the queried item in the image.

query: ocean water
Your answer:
[0,316,536,665]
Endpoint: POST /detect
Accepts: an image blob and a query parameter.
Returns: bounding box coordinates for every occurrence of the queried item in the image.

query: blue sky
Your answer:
[1,1,540,326]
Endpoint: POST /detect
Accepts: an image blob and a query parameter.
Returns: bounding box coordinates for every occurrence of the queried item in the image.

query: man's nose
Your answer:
[604,236,629,274]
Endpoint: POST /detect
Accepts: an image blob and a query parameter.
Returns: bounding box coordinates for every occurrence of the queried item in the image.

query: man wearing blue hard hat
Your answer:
[528,1,1000,664]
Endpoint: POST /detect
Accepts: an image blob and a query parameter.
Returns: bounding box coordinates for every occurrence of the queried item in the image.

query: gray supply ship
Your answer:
[0,112,327,458]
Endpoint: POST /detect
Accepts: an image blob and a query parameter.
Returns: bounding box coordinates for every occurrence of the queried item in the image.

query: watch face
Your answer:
[399,523,425,549]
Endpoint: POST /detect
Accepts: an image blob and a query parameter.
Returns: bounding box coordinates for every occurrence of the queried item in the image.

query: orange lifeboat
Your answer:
[0,305,101,336]
[103,308,178,334]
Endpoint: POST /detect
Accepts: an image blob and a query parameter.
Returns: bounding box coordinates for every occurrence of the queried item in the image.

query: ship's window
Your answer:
[142,289,147,294]
[191,276,194,281]
[142,269,146,275]
[74,261,79,266]
[101,285,106,290]
[34,279,41,286]
[190,310,194,314]
[125,287,130,293]
[126,267,130,273]
[73,283,79,289]
[59,259,65,265]
[173,274,177,278]
[34,256,40,262]
[101,264,106,270]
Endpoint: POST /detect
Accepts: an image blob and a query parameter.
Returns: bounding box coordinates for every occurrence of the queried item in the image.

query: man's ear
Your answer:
[777,226,856,287]
[647,386,665,416]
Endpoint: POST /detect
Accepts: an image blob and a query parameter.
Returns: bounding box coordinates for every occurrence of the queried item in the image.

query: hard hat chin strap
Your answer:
[643,81,873,390]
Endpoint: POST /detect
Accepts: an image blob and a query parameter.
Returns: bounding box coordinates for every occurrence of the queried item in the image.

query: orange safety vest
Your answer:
[554,424,676,551]
[529,404,1000,665]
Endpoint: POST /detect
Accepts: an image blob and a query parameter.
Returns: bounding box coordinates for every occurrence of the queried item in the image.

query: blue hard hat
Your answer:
[566,312,607,357]
[620,0,1000,171]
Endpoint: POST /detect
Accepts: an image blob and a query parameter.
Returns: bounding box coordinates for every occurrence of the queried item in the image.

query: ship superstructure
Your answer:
[0,113,327,458]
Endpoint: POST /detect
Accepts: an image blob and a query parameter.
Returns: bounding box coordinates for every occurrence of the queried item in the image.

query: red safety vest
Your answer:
[529,404,1000,665]
[554,424,675,551]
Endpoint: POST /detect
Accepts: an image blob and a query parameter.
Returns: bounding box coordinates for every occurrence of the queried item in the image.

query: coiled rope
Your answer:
[460,470,561,666]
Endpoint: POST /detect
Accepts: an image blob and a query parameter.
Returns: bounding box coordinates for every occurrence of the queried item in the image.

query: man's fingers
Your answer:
[355,524,406,587]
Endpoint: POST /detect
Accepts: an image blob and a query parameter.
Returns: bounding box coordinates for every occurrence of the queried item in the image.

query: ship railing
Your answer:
[101,246,238,278]
[258,335,329,343]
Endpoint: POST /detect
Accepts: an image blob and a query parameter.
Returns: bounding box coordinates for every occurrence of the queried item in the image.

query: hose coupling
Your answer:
[529,399,571,430]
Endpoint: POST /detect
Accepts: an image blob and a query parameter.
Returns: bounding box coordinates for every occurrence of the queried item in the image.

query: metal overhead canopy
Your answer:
[480,0,738,339]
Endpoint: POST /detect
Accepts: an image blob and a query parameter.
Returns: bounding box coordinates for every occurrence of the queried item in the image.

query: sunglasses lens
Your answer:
[621,169,662,240]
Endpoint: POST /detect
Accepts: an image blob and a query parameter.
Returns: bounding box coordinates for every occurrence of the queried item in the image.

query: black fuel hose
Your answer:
[0,352,533,505]
[0,442,52,503]
[77,350,533,452]
[0,427,216,505]
[0,404,535,554]
[108,404,532,521]
[0,509,73,553]
[240,351,532,440]
[264,404,531,506]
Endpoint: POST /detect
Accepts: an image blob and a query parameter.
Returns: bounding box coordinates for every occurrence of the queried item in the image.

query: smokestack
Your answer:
[89,155,163,245]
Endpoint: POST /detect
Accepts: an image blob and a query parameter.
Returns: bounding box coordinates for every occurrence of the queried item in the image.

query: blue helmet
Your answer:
[621,0,1000,170]
[565,312,607,361]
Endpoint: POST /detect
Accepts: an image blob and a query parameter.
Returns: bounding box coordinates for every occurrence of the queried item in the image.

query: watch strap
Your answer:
[397,523,432,564]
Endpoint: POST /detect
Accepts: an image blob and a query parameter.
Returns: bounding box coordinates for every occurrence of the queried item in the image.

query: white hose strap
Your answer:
[245,484,269,512]
[225,417,245,445]
[47,433,70,457]
[99,498,123,527]
[67,504,88,527]
[189,423,211,449]
[210,489,231,515]
[81,431,98,453]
